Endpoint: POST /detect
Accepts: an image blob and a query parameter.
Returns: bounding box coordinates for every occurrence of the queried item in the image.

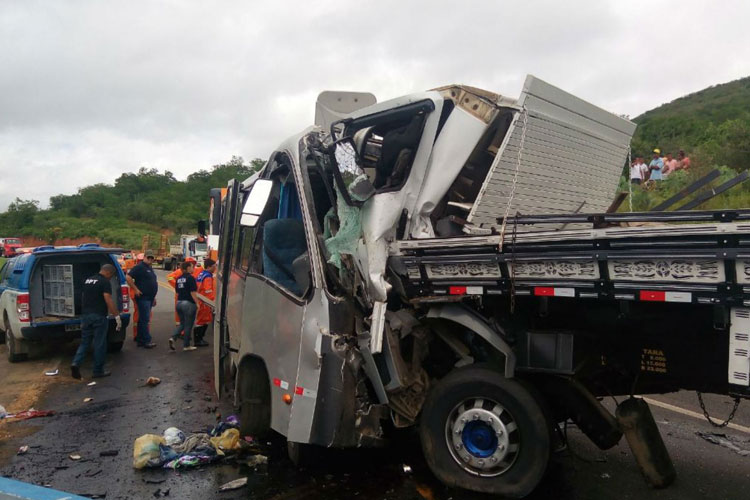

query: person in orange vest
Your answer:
[193,258,217,347]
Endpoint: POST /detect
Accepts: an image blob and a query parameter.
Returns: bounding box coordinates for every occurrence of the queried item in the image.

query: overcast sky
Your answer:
[1,0,749,211]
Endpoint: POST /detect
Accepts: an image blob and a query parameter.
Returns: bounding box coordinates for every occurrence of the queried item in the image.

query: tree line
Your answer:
[0,156,264,249]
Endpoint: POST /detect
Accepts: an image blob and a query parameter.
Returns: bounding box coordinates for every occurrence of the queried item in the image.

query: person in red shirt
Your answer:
[678,150,691,171]
[193,258,217,347]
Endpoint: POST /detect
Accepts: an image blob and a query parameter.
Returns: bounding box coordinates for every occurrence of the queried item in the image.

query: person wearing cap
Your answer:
[126,250,158,348]
[649,149,664,181]
[193,258,217,347]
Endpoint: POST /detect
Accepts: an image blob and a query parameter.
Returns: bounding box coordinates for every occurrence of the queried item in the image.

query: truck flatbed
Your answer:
[392,209,750,396]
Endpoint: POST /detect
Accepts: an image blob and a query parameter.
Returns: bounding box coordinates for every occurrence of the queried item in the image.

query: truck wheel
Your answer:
[108,341,124,353]
[419,365,550,498]
[4,318,27,363]
[287,441,318,467]
[238,361,271,438]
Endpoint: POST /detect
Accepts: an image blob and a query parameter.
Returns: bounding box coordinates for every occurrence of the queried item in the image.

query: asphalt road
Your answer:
[0,269,749,499]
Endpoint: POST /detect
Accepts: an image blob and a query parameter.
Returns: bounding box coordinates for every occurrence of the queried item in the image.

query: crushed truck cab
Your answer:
[213,76,749,498]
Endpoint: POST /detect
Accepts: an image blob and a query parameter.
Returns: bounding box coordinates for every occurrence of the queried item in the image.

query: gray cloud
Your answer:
[1,0,749,210]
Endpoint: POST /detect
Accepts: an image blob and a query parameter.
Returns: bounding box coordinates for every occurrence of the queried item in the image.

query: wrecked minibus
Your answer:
[212,76,749,497]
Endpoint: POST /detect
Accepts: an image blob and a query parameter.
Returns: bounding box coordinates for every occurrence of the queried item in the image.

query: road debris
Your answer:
[88,381,97,386]
[134,417,245,470]
[696,431,750,457]
[0,405,6,418]
[163,427,185,446]
[100,450,119,457]
[2,408,55,420]
[17,445,29,455]
[601,473,611,479]
[402,464,413,474]
[84,398,94,403]
[219,477,248,492]
[69,454,82,461]
[145,377,161,387]
[245,454,268,468]
[44,369,59,376]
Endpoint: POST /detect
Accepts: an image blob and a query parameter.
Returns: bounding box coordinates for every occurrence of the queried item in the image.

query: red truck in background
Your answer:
[0,238,22,257]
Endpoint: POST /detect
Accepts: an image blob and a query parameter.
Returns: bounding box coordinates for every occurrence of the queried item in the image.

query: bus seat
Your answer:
[262,218,306,295]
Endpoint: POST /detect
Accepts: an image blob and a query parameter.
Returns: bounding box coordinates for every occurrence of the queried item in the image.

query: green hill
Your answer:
[0,156,263,249]
[631,76,750,171]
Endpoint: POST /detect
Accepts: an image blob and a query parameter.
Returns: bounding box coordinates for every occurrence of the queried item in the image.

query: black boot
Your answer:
[194,325,209,347]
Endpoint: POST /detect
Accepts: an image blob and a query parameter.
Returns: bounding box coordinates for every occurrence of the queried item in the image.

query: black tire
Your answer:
[419,365,550,498]
[107,341,124,353]
[287,440,318,467]
[5,318,27,363]
[238,361,271,438]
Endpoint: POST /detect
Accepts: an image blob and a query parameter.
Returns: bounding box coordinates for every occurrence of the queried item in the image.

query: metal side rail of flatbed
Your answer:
[390,210,750,396]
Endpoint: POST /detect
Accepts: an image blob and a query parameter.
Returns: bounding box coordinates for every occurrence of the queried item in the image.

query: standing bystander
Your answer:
[127,250,158,348]
[131,252,144,341]
[170,261,198,352]
[630,156,649,184]
[649,149,664,181]
[678,150,691,171]
[663,152,679,179]
[193,258,217,347]
[71,264,121,379]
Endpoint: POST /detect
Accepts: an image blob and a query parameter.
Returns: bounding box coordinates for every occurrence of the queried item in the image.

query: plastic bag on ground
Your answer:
[163,427,185,446]
[210,428,241,452]
[133,434,166,469]
[163,454,216,469]
[210,415,239,436]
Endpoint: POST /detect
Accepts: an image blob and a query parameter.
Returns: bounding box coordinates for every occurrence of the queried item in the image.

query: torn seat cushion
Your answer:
[262,218,307,296]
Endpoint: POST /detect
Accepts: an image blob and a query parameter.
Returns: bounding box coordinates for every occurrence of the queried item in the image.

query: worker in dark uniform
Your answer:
[169,261,198,352]
[127,250,158,348]
[71,263,121,379]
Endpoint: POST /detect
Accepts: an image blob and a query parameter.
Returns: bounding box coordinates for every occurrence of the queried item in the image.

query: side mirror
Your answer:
[197,220,206,236]
[240,179,273,227]
[331,138,375,207]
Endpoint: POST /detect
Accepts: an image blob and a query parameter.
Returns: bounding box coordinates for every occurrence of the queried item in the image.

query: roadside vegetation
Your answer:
[0,156,263,250]
[622,75,750,212]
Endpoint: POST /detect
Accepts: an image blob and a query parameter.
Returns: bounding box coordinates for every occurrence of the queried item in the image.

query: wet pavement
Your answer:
[1,270,750,499]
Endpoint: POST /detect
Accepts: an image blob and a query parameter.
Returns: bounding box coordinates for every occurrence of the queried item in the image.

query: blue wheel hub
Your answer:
[447,398,518,476]
[462,421,499,458]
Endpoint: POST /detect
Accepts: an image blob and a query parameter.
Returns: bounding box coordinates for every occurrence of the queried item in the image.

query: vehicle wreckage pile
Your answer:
[214,76,749,498]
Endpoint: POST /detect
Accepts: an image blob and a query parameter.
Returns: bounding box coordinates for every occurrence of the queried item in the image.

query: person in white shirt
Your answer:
[630,156,649,185]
